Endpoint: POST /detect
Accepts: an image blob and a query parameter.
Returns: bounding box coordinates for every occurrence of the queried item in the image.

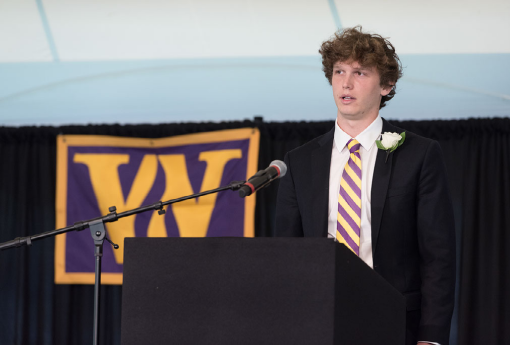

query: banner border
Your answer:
[55,128,260,284]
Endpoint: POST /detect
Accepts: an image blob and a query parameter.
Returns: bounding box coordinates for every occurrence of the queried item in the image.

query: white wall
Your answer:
[0,0,509,126]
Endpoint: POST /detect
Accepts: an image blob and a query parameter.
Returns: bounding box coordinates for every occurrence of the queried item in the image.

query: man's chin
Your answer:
[337,112,360,121]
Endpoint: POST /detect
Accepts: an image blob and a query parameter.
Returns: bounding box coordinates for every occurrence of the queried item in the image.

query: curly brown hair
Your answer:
[319,26,403,109]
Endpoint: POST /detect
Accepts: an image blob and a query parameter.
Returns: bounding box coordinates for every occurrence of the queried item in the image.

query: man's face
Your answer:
[331,60,391,122]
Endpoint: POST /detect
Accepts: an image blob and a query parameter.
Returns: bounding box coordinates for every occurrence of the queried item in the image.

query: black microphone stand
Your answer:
[0,180,245,345]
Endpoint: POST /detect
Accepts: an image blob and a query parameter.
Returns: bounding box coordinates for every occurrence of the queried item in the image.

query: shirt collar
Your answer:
[334,116,383,153]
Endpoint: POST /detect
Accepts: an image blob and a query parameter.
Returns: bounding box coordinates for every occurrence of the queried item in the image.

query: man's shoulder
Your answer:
[385,121,445,170]
[286,127,334,158]
[385,119,438,153]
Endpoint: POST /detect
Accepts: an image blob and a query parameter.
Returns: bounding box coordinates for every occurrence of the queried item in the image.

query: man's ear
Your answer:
[381,84,393,97]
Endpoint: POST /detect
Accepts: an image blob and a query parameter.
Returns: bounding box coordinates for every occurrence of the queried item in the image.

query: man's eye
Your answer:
[334,70,342,74]
[357,72,364,76]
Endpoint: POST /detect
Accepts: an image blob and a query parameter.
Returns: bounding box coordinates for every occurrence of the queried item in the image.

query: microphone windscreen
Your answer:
[270,160,287,178]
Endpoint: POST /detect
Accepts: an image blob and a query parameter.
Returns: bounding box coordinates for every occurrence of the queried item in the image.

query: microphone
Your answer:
[239,160,287,198]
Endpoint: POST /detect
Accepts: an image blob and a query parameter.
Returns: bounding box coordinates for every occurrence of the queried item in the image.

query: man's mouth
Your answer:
[341,96,356,104]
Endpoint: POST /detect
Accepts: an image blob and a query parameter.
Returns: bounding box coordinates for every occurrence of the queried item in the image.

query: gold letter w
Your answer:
[147,150,242,238]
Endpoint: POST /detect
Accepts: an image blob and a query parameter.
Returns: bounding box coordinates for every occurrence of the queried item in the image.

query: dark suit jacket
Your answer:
[275,119,456,345]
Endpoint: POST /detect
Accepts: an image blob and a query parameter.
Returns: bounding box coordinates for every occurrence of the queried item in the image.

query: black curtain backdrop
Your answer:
[0,118,508,345]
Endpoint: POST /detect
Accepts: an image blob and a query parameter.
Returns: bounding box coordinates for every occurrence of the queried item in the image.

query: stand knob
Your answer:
[105,236,119,250]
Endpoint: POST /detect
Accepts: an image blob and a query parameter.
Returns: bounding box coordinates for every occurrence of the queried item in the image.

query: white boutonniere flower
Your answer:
[376,132,406,163]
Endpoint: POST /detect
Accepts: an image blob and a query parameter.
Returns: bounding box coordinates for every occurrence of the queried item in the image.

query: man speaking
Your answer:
[275,27,455,345]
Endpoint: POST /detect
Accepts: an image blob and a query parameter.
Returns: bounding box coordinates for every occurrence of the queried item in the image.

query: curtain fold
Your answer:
[0,118,508,344]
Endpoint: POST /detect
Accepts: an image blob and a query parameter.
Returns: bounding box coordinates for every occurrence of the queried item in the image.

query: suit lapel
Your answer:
[371,119,398,255]
[311,128,334,237]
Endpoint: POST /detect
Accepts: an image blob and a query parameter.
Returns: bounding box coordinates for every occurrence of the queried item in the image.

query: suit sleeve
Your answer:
[274,152,304,237]
[416,141,456,344]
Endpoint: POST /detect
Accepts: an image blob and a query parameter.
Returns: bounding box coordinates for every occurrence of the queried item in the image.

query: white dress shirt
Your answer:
[327,116,382,268]
[326,115,440,345]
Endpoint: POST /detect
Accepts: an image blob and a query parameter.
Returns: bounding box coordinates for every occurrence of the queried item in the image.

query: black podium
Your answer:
[121,238,405,345]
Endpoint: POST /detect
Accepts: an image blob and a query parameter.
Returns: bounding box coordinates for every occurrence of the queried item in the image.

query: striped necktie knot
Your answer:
[347,139,361,153]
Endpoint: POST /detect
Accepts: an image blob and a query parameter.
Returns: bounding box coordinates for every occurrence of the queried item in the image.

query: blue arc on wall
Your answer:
[0,54,509,126]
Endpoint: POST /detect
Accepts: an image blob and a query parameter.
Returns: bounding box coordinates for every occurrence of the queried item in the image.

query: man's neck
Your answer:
[336,113,379,138]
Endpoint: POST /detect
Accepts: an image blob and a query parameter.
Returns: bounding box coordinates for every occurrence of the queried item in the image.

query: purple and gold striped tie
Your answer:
[337,139,361,256]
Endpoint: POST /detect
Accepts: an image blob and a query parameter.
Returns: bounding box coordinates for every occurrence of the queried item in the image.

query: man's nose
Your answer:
[343,74,353,89]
